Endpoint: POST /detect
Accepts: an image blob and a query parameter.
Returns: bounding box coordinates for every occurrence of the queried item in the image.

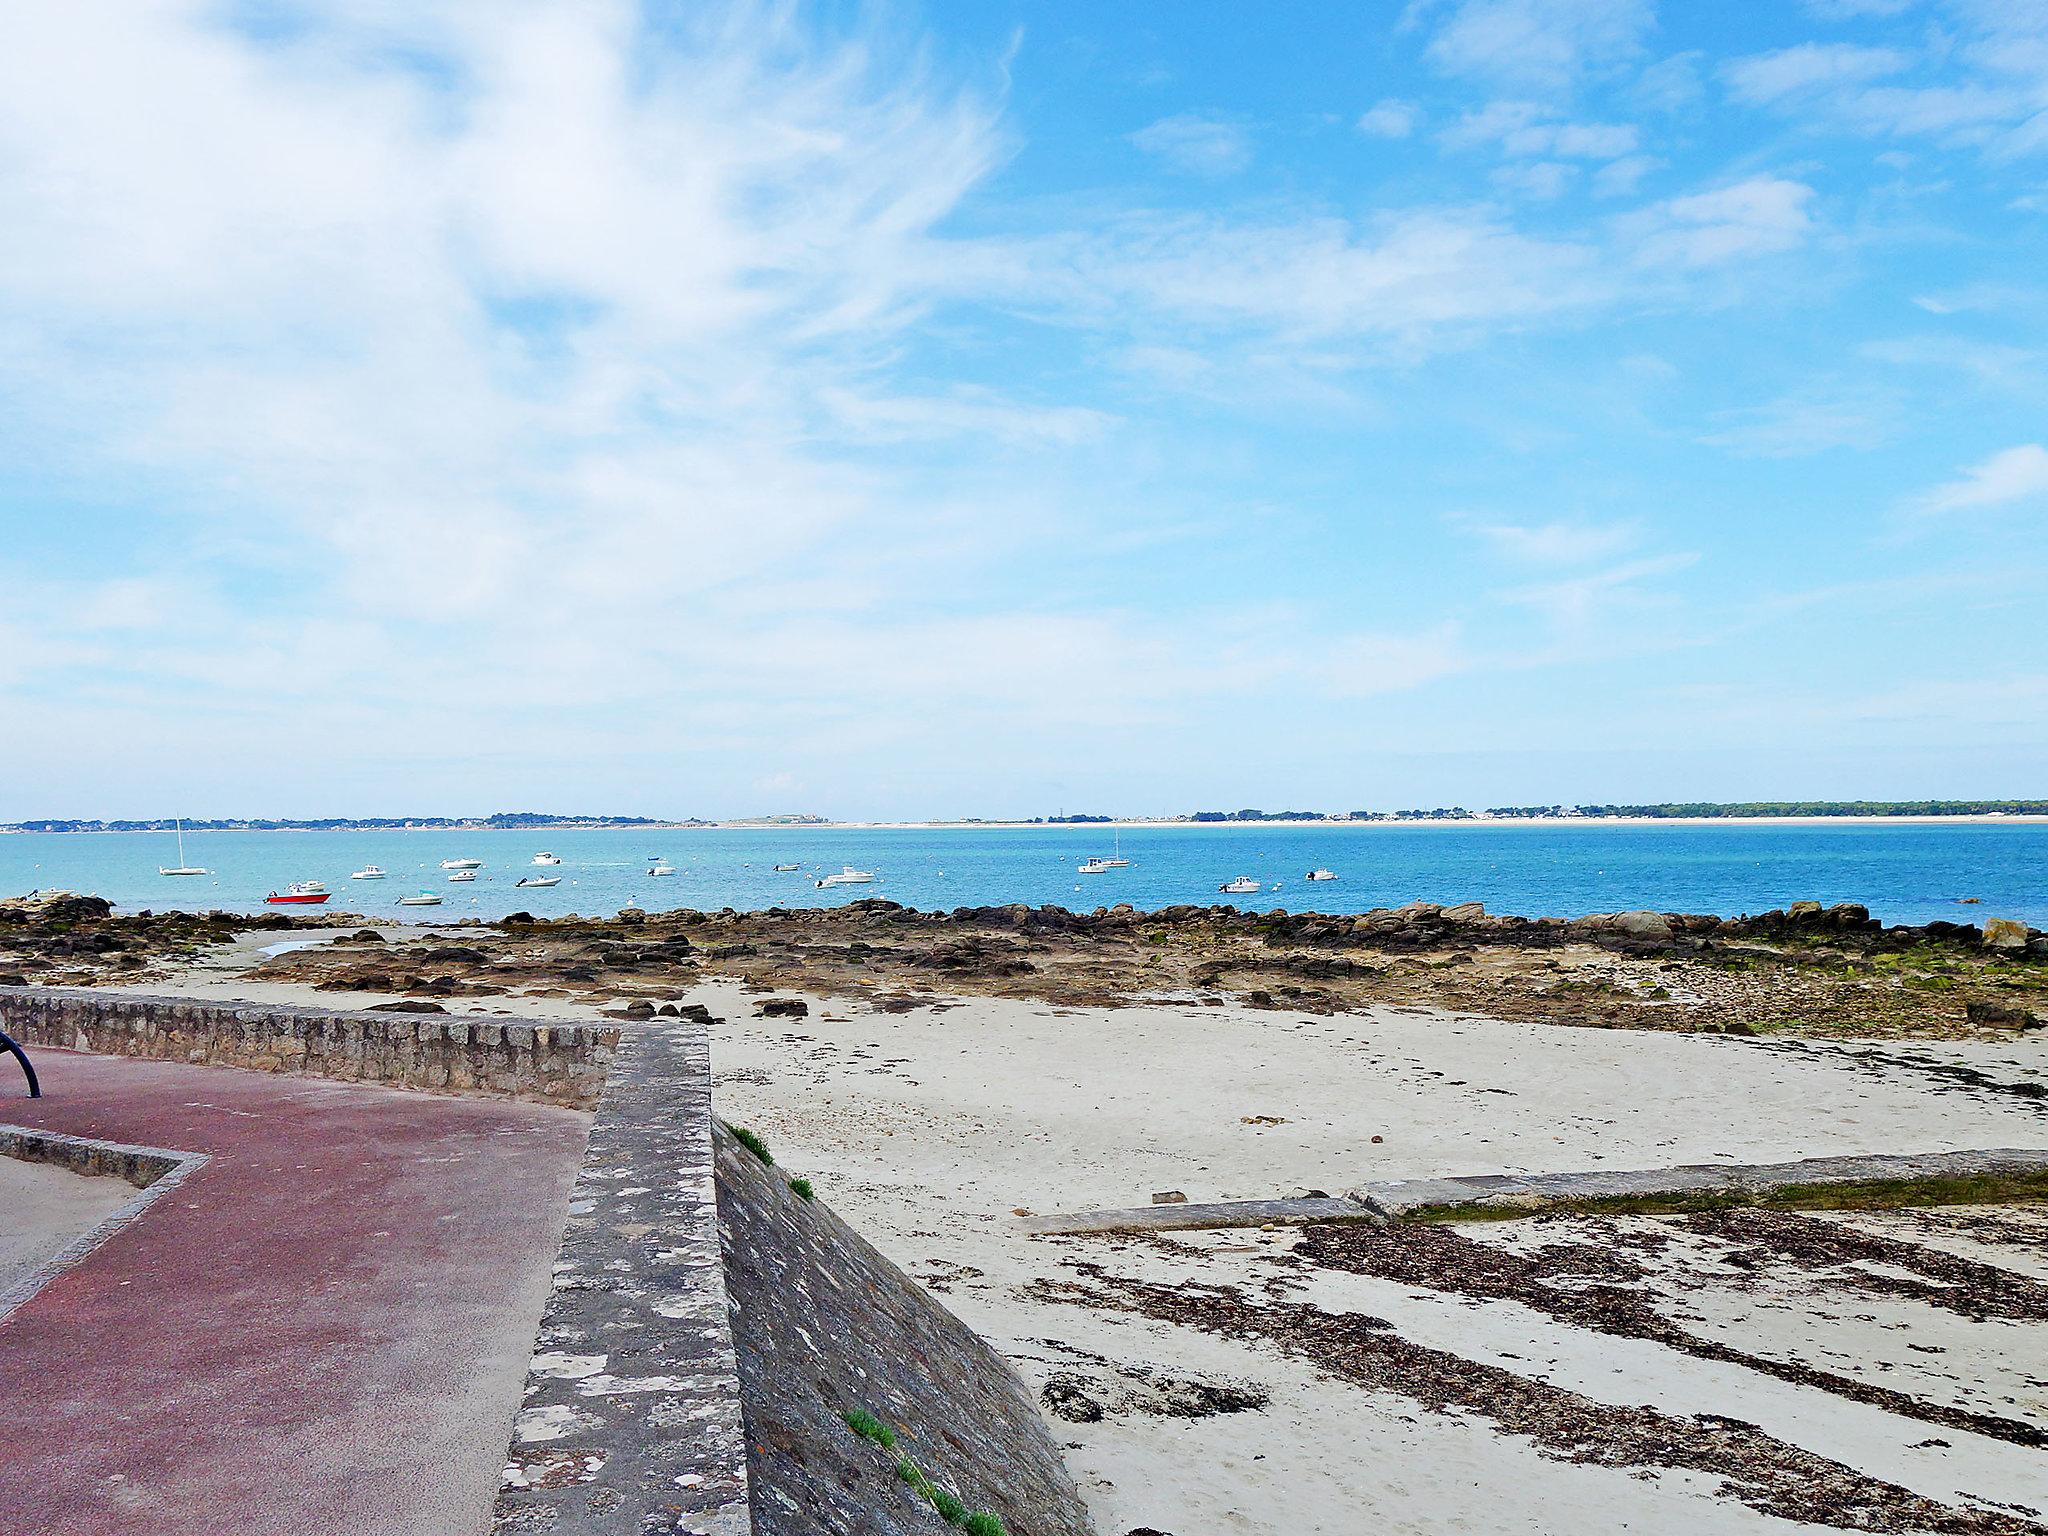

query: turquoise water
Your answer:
[1,822,2041,928]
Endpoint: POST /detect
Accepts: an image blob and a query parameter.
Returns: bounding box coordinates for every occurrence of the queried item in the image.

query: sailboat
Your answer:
[159,818,210,877]
[1082,827,1131,873]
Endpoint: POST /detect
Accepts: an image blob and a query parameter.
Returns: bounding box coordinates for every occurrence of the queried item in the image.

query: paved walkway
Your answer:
[0,1047,589,1536]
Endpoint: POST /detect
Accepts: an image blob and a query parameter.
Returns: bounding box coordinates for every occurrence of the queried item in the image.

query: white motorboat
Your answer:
[440,858,483,870]
[1304,868,1337,882]
[815,866,875,888]
[646,858,677,876]
[448,870,477,883]
[158,818,210,876]
[531,852,562,866]
[773,863,801,872]
[351,866,387,880]
[398,891,443,906]
[1219,875,1261,895]
[1078,858,1114,874]
[515,875,561,888]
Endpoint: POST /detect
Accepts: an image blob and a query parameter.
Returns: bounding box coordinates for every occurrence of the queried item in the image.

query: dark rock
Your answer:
[366,1000,446,1013]
[350,929,385,943]
[758,998,809,1018]
[1966,1000,2043,1030]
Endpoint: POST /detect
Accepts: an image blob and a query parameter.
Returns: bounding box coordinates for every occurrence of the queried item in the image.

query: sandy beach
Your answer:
[99,926,2048,1536]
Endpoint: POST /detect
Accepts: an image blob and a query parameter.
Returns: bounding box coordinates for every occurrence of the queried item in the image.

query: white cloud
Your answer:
[1503,120,1639,157]
[1592,153,1659,195]
[1419,0,1654,95]
[1502,552,1699,627]
[1129,113,1253,175]
[1320,625,1472,697]
[1625,177,1816,267]
[1724,15,2048,157]
[1802,0,1917,17]
[1461,519,1639,564]
[1724,43,1912,105]
[1493,160,1578,198]
[1052,208,1608,342]
[1912,444,2048,515]
[1699,391,1895,457]
[1358,99,1420,138]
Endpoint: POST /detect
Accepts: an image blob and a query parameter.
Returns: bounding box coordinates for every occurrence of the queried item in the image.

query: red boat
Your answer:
[265,882,331,905]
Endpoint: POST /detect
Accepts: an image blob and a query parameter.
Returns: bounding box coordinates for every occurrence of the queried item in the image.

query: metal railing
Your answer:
[0,1028,40,1098]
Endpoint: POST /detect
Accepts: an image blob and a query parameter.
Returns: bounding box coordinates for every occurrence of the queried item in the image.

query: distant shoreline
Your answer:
[5,814,2047,835]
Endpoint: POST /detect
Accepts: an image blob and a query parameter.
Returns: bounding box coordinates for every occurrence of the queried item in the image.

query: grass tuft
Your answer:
[841,1408,895,1449]
[842,1406,1005,1532]
[728,1123,774,1166]
[790,1176,815,1200]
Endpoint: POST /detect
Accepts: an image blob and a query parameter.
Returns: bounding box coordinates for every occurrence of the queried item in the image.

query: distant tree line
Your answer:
[1564,800,2048,819]
[2,810,676,833]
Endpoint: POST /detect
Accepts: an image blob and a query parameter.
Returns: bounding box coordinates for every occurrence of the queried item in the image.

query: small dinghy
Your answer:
[515,875,560,888]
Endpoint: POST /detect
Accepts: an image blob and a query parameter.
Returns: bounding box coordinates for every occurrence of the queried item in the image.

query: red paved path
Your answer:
[0,1048,590,1536]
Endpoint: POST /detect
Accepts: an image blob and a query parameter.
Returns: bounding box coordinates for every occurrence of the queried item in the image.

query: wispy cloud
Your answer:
[1460,517,1640,563]
[1911,443,2048,516]
[1724,43,1912,105]
[1358,99,1420,138]
[1415,0,1653,96]
[1502,553,1700,627]
[1129,113,1253,175]
[1624,177,1816,267]
[1699,389,1896,457]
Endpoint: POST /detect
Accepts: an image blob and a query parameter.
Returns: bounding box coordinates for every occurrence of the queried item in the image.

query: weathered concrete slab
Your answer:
[494,1020,751,1535]
[1024,1147,2048,1235]
[1022,1194,1380,1237]
[1358,1146,2048,1216]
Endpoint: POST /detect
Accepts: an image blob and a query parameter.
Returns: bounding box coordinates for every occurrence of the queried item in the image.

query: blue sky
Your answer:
[0,0,2043,820]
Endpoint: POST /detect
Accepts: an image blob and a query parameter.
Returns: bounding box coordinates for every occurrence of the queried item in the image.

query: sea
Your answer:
[1,821,2043,929]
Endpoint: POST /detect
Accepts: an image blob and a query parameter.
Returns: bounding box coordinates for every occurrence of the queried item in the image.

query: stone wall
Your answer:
[493,1015,1095,1536]
[718,1125,1096,1536]
[0,986,617,1109]
[494,1019,752,1535]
